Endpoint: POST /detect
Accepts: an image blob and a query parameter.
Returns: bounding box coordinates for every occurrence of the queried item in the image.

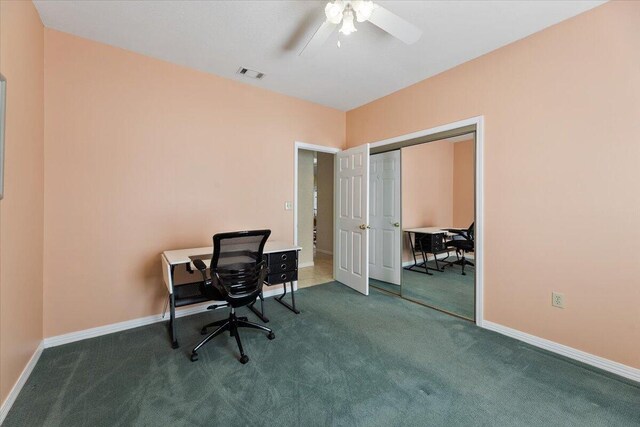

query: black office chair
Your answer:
[445,222,475,275]
[191,230,275,364]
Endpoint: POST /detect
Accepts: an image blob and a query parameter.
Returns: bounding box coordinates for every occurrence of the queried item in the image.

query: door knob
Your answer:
[359,224,370,230]
[393,222,400,227]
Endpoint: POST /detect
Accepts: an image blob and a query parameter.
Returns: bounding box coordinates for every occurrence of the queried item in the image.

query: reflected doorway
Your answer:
[368,150,402,294]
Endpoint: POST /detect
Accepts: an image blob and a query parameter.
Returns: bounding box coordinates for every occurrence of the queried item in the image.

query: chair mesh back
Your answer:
[211,230,271,271]
[211,230,271,299]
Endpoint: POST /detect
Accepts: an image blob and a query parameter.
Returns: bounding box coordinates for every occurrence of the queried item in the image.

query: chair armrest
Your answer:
[445,228,469,239]
[193,259,207,271]
[192,259,210,284]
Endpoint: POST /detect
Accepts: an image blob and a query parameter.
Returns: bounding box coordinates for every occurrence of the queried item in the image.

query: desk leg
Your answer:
[275,281,300,314]
[290,281,298,312]
[168,265,179,349]
[248,291,270,323]
[425,253,444,273]
[409,232,418,267]
[432,251,454,272]
[403,232,432,275]
[169,292,178,349]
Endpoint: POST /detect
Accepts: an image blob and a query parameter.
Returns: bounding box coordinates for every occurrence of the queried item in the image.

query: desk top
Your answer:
[163,241,301,266]
[404,227,452,234]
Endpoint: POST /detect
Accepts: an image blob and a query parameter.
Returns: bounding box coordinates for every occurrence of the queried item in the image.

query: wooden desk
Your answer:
[161,241,301,349]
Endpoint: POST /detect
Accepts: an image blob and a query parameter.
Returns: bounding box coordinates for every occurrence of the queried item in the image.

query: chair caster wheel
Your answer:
[190,353,199,362]
[267,332,275,340]
[171,341,179,349]
[239,355,249,364]
[200,328,207,335]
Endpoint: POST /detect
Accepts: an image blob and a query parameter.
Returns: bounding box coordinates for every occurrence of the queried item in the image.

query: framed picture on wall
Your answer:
[0,73,6,200]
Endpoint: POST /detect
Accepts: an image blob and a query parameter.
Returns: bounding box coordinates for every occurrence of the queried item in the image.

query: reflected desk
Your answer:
[161,241,301,349]
[403,227,458,275]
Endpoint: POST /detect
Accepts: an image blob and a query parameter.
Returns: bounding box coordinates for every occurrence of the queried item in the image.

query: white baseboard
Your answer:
[483,321,640,383]
[0,341,44,425]
[43,286,287,349]
[315,249,333,256]
[402,251,473,267]
[298,261,314,268]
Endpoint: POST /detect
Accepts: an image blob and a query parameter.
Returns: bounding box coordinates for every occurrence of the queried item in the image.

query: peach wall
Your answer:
[402,140,454,229]
[43,30,345,337]
[453,139,474,228]
[0,0,45,405]
[401,138,473,261]
[348,1,640,368]
[401,140,453,263]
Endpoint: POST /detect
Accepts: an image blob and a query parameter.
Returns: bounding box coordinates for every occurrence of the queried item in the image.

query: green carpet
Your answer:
[371,261,475,319]
[369,277,402,295]
[5,283,639,426]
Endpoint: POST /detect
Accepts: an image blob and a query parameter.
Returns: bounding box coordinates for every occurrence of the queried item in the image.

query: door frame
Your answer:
[293,141,341,271]
[367,116,485,327]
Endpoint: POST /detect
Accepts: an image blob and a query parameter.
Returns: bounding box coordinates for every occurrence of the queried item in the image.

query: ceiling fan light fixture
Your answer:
[325,1,345,25]
[301,0,421,56]
[352,0,377,22]
[339,9,357,35]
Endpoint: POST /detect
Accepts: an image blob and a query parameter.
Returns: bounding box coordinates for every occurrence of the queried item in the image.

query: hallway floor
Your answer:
[298,252,333,289]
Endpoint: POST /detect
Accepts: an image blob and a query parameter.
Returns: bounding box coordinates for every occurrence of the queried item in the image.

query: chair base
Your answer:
[200,316,247,335]
[443,251,475,275]
[191,309,274,364]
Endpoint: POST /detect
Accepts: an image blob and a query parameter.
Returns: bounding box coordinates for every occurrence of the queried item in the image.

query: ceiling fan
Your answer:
[300,0,422,56]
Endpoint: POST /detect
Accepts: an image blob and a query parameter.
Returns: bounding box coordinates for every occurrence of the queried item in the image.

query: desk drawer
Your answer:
[266,251,297,263]
[266,270,297,285]
[267,259,297,274]
[416,233,445,252]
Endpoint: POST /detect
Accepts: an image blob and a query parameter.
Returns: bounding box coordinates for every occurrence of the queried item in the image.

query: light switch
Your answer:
[284,201,293,210]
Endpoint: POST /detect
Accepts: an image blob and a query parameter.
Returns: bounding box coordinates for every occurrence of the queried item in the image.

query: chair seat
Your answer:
[174,282,225,307]
[448,240,474,252]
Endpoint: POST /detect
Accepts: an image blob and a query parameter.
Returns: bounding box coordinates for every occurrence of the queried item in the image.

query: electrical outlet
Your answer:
[284,201,293,211]
[552,292,565,309]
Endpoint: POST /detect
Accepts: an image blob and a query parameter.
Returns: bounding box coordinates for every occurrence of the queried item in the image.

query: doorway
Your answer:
[295,144,338,289]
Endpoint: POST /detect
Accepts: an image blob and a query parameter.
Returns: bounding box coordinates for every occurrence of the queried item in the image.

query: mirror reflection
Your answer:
[368,133,476,320]
[401,136,475,319]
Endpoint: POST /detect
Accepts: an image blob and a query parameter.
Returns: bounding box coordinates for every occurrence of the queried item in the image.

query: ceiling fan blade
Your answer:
[368,5,422,45]
[299,21,337,56]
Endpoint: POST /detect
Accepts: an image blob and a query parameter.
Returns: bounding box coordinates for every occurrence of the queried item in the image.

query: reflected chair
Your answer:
[191,230,275,364]
[445,222,475,275]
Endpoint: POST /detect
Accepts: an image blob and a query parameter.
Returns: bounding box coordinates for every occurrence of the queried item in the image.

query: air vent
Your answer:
[237,67,264,80]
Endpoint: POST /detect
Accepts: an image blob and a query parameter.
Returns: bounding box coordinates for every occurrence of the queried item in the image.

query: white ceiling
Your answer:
[33,0,605,111]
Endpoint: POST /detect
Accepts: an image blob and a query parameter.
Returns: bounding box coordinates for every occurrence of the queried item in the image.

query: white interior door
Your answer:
[369,151,401,285]
[334,144,370,295]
